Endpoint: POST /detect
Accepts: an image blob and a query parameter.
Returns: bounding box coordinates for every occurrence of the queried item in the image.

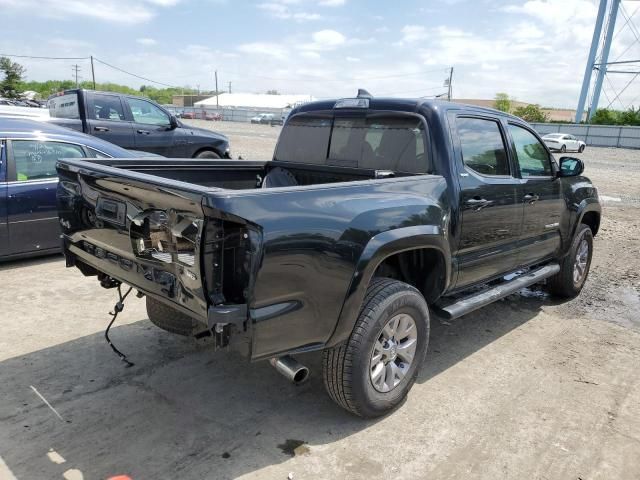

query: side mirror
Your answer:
[169,115,179,129]
[557,156,584,177]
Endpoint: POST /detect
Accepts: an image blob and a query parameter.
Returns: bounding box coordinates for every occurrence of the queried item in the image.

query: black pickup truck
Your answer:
[47,89,230,158]
[56,94,601,417]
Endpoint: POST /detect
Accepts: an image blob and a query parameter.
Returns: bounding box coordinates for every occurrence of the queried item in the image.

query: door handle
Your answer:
[94,126,110,132]
[137,129,151,135]
[465,197,493,210]
[524,193,540,204]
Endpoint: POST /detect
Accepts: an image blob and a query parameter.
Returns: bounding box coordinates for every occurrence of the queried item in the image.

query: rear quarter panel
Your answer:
[204,175,450,360]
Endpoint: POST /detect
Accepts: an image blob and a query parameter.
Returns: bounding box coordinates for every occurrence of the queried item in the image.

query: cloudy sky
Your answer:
[1,0,639,109]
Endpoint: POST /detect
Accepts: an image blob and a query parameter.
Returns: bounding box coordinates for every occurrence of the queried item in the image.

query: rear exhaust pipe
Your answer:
[270,355,309,385]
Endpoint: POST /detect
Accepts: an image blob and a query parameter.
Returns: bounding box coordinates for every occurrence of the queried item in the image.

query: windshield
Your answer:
[275,112,429,173]
[545,134,563,138]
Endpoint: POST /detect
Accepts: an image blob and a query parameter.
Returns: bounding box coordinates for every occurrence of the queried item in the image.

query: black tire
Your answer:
[579,144,585,153]
[322,278,430,418]
[561,144,567,153]
[547,224,594,298]
[194,150,221,159]
[146,297,195,336]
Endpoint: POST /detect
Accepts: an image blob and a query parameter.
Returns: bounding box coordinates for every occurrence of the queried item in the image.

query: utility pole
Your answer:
[215,70,219,108]
[72,64,81,87]
[447,67,454,101]
[90,56,96,90]
[228,81,231,94]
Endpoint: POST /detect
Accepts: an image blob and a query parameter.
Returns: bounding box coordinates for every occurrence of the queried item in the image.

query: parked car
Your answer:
[47,89,230,158]
[57,94,600,417]
[542,133,586,153]
[180,111,196,119]
[0,117,160,261]
[250,113,274,124]
[204,112,222,121]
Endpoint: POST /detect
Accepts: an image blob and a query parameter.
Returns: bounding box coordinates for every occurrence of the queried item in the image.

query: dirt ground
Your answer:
[1,121,639,480]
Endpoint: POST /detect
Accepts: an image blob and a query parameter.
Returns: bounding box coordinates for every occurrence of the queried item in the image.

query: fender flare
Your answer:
[326,225,451,347]
[573,198,601,236]
[559,198,600,257]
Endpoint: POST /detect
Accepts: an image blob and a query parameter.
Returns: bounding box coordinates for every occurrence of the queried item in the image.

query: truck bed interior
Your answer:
[86,158,418,191]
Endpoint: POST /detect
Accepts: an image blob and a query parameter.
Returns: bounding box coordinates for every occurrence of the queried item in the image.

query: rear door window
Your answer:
[456,117,510,176]
[275,113,429,173]
[11,140,85,181]
[92,94,126,121]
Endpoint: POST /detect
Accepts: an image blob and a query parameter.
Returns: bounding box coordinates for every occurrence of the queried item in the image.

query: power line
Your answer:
[92,57,178,88]
[0,53,90,60]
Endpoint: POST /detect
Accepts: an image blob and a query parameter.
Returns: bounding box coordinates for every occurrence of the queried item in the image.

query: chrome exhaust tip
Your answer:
[269,355,310,384]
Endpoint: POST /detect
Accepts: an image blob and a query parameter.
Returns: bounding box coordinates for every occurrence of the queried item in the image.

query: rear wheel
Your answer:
[579,144,585,153]
[194,150,221,159]
[561,144,567,153]
[548,224,593,298]
[146,297,195,336]
[322,278,430,417]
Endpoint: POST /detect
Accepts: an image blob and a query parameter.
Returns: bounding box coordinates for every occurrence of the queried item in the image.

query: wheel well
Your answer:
[581,211,600,236]
[373,248,446,304]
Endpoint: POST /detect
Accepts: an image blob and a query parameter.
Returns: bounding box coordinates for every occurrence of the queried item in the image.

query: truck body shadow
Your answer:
[0,292,548,479]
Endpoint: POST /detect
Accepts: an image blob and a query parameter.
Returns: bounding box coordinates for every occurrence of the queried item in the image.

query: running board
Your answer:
[434,263,560,320]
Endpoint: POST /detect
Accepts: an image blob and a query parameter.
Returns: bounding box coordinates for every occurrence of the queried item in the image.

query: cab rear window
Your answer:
[48,93,80,119]
[275,113,429,173]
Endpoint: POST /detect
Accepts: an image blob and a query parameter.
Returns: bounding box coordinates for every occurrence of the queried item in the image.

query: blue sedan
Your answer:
[0,117,155,260]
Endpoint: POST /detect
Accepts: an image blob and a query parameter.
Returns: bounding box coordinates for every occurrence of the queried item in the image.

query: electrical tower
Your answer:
[576,0,640,122]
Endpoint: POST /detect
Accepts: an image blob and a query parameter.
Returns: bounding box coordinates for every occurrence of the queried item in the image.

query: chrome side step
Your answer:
[435,263,560,320]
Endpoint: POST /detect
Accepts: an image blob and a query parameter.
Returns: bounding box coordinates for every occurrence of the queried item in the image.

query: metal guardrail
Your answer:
[531,122,640,149]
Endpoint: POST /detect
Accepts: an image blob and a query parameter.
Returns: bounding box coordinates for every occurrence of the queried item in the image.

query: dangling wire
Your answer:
[105,284,134,367]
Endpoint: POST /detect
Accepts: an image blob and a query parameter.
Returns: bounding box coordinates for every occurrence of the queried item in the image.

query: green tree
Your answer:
[513,104,548,123]
[0,57,26,98]
[618,107,640,126]
[590,108,619,125]
[494,92,512,112]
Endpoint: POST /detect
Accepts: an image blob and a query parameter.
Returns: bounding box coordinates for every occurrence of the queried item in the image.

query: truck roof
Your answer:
[47,88,149,101]
[292,96,522,122]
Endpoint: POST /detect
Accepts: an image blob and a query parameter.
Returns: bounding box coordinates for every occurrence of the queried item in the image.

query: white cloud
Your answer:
[237,42,288,59]
[346,56,360,62]
[257,1,325,21]
[144,0,180,5]
[318,0,345,5]
[399,25,428,44]
[47,37,94,50]
[0,0,177,23]
[137,38,157,46]
[503,0,597,26]
[300,29,346,51]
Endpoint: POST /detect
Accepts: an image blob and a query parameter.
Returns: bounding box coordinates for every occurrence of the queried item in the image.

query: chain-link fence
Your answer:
[164,105,287,123]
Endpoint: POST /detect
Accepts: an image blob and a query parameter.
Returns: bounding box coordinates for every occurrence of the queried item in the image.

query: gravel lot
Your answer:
[1,121,639,480]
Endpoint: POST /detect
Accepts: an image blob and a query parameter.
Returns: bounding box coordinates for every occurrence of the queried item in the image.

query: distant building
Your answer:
[453,98,582,122]
[172,95,215,107]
